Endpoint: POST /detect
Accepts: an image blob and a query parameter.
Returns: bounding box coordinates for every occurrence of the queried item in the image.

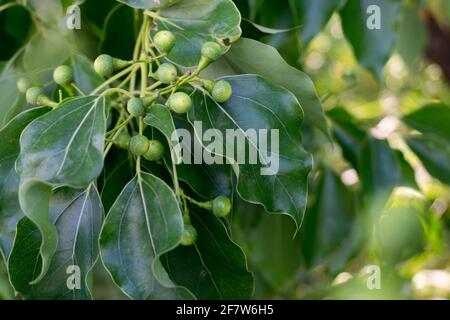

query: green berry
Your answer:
[201,42,222,61]
[144,140,165,161]
[153,30,176,53]
[180,224,197,246]
[53,65,73,86]
[17,78,31,93]
[156,63,177,84]
[129,134,149,156]
[116,131,131,150]
[127,97,145,117]
[211,80,232,103]
[94,54,114,77]
[212,195,231,217]
[167,92,192,114]
[26,87,43,105]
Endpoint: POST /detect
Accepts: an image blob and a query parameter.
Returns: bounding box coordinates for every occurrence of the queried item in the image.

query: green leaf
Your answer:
[0,108,48,260]
[163,207,254,299]
[204,38,328,135]
[153,0,242,67]
[17,95,106,188]
[117,0,182,9]
[302,169,358,271]
[0,68,22,127]
[145,108,232,199]
[233,198,302,291]
[402,103,450,141]
[99,172,194,299]
[8,186,104,299]
[188,75,312,231]
[339,0,401,80]
[406,134,450,185]
[71,54,104,95]
[292,0,346,46]
[26,0,63,26]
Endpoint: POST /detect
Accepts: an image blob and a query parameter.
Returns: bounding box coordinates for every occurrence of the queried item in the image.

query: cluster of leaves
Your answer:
[0,0,449,300]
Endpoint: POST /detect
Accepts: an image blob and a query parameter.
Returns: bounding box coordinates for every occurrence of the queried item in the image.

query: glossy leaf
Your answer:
[0,68,22,127]
[100,172,194,299]
[163,207,254,299]
[17,95,106,188]
[71,54,104,94]
[0,108,48,259]
[406,135,450,185]
[339,0,401,80]
[154,0,242,67]
[8,186,104,299]
[188,75,313,230]
[204,38,328,135]
[402,103,450,141]
[292,0,346,46]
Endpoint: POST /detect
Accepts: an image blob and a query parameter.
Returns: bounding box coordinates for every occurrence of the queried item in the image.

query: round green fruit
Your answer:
[156,63,177,84]
[17,78,31,93]
[167,92,192,114]
[115,131,131,150]
[129,134,150,156]
[26,87,43,105]
[53,65,73,86]
[94,54,114,77]
[201,42,222,61]
[127,97,145,117]
[153,30,176,53]
[211,80,232,103]
[212,195,231,217]
[180,224,197,246]
[144,140,165,161]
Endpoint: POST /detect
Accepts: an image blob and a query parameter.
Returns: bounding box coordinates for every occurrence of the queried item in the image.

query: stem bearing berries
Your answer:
[143,140,165,161]
[153,30,176,53]
[211,80,232,103]
[127,97,145,117]
[212,195,231,217]
[94,54,131,78]
[129,134,150,156]
[167,92,192,114]
[53,65,73,86]
[156,63,178,84]
[197,41,223,72]
[180,224,197,246]
[25,87,43,105]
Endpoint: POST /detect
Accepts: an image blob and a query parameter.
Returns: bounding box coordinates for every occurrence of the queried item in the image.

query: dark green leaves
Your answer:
[164,208,254,299]
[188,75,312,230]
[71,54,104,94]
[100,172,193,299]
[206,38,328,134]
[403,103,450,185]
[17,96,106,187]
[339,0,401,80]
[0,108,48,259]
[154,0,242,67]
[8,186,104,299]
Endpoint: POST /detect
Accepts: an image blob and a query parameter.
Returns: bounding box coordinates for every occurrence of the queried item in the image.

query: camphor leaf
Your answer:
[402,103,450,141]
[118,0,182,10]
[204,38,328,135]
[0,108,49,260]
[153,0,242,67]
[406,134,450,185]
[339,0,401,80]
[145,107,232,199]
[71,54,104,94]
[16,95,106,283]
[8,185,103,299]
[100,172,194,299]
[163,207,254,299]
[292,0,346,46]
[188,75,313,231]
[0,67,23,127]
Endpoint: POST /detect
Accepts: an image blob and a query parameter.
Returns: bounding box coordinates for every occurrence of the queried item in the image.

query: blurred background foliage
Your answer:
[0,0,449,299]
